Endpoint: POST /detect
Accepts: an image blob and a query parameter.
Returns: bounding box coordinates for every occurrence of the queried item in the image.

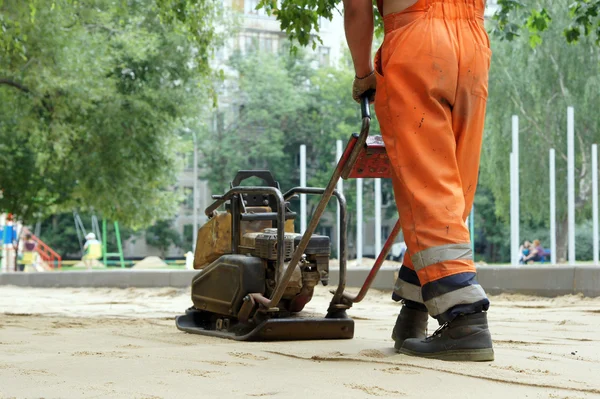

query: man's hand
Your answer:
[352,71,376,103]
[343,0,375,102]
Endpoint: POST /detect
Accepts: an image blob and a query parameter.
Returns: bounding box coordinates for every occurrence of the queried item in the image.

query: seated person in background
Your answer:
[524,239,545,263]
[519,240,531,264]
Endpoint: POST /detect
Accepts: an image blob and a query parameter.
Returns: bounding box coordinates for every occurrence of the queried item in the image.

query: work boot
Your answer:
[391,305,428,350]
[399,312,494,362]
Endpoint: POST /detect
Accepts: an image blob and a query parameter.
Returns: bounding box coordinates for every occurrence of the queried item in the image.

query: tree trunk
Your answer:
[556,214,569,263]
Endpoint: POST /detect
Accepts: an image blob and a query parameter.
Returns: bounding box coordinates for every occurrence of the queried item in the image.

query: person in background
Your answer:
[519,240,531,264]
[19,233,37,272]
[83,233,102,270]
[524,239,545,263]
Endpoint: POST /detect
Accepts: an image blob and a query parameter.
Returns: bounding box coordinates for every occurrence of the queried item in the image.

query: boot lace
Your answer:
[425,322,449,342]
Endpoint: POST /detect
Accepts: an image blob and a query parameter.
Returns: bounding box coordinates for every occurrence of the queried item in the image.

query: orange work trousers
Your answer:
[374,0,491,322]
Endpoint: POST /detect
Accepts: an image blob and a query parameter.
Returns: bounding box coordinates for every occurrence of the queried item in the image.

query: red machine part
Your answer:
[345,135,393,179]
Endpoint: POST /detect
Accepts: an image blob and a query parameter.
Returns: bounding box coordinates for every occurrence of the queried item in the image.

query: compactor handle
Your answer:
[361,93,372,120]
[231,170,279,188]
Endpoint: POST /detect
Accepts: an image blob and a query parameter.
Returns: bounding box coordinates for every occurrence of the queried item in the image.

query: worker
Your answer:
[83,233,102,270]
[343,0,493,361]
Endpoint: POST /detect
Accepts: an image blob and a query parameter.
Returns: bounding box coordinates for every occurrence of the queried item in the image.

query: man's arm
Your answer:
[343,0,377,102]
[343,0,374,77]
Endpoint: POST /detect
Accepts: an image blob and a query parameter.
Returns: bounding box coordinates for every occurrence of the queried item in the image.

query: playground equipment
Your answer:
[73,211,125,268]
[102,220,126,268]
[21,227,62,269]
[0,216,62,271]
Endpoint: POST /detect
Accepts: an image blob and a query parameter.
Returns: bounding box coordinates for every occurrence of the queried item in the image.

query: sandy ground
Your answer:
[0,286,599,399]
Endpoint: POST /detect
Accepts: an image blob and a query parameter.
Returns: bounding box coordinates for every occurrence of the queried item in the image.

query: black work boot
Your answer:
[399,312,494,361]
[391,306,428,350]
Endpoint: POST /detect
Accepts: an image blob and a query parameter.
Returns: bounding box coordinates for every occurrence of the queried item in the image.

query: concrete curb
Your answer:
[0,266,598,297]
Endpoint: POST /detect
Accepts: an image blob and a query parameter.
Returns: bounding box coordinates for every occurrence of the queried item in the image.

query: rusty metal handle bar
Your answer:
[342,219,402,303]
[283,187,348,303]
[258,100,371,310]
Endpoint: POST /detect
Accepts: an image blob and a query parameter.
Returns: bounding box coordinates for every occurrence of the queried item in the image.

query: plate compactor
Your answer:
[175,98,403,341]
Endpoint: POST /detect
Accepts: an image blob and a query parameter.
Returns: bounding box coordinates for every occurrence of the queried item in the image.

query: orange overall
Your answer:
[374,0,491,322]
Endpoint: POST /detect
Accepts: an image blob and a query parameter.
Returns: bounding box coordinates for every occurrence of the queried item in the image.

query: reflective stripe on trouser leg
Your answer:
[412,243,473,271]
[421,272,489,323]
[392,265,423,304]
[411,244,489,322]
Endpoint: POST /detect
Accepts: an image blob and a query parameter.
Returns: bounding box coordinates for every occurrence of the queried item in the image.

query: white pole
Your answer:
[192,131,198,251]
[336,140,343,260]
[300,145,307,234]
[511,115,520,266]
[375,179,382,257]
[356,178,363,262]
[550,149,557,264]
[593,144,598,264]
[510,152,519,266]
[567,107,576,265]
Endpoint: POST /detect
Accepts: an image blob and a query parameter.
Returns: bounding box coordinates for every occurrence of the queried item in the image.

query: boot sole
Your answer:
[398,347,494,362]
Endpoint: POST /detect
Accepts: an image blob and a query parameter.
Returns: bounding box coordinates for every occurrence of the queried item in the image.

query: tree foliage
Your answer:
[0,0,220,228]
[251,0,600,50]
[145,219,182,258]
[482,0,600,260]
[491,0,600,47]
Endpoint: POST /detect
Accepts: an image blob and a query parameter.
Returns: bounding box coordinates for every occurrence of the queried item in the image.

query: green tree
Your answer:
[0,0,219,229]
[251,0,600,49]
[145,219,182,258]
[481,0,600,261]
[491,0,600,47]
[473,187,510,263]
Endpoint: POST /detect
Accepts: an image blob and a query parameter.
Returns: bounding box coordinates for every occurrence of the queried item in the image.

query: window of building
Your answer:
[318,46,331,67]
[382,225,390,240]
[319,226,332,240]
[216,111,225,133]
[184,152,194,171]
[259,36,273,52]
[318,16,331,30]
[278,39,290,54]
[214,45,225,62]
[244,0,266,15]
[183,224,194,249]
[244,35,258,53]
[183,187,194,210]
[232,0,244,12]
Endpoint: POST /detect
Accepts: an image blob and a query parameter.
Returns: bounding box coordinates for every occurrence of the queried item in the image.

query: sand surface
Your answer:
[0,285,599,399]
